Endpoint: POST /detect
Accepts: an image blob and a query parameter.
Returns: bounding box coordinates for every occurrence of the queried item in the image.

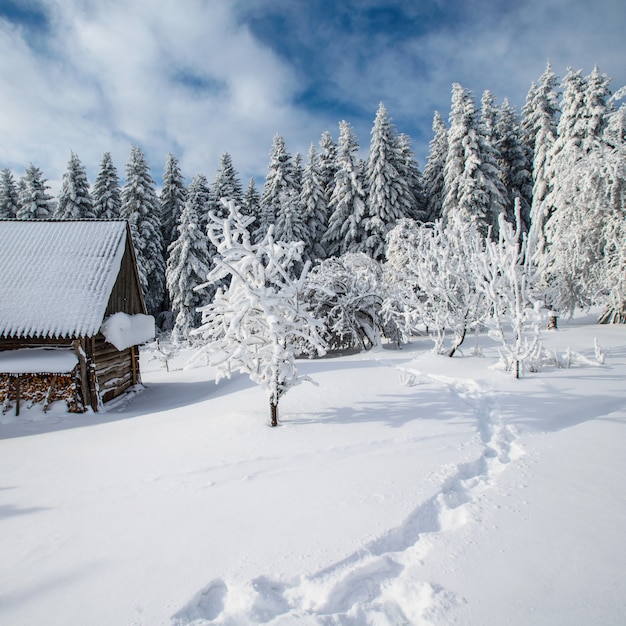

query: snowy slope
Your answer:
[0,315,625,625]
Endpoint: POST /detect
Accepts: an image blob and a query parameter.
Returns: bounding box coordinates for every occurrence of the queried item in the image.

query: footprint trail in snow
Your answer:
[172,364,524,625]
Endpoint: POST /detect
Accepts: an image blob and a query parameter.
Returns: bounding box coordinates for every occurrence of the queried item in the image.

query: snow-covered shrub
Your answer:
[385,218,488,356]
[192,201,326,426]
[301,252,384,352]
[479,205,544,378]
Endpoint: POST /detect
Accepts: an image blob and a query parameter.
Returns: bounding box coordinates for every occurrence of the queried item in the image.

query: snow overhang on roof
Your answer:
[0,220,127,339]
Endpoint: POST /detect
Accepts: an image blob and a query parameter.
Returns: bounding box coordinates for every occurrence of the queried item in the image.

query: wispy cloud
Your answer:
[0,0,624,191]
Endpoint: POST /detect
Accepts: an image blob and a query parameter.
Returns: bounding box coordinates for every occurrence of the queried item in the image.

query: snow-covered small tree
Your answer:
[92,152,122,219]
[166,174,212,342]
[55,152,95,219]
[323,120,367,257]
[385,218,488,356]
[17,164,53,219]
[301,252,384,352]
[479,204,543,378]
[160,153,187,251]
[193,201,326,427]
[121,145,165,317]
[0,169,19,218]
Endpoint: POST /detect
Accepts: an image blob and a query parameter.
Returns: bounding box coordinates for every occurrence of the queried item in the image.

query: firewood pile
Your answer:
[0,371,84,415]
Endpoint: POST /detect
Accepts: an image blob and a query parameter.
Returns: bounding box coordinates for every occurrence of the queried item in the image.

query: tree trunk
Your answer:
[547,314,558,330]
[448,325,467,358]
[270,399,279,427]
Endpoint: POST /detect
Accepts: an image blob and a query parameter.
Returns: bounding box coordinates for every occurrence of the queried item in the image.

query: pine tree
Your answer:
[495,99,533,228]
[121,145,165,317]
[442,84,507,237]
[242,178,261,218]
[55,152,94,220]
[422,111,448,222]
[523,62,560,245]
[481,90,499,145]
[540,67,622,317]
[160,153,186,251]
[318,130,338,208]
[300,143,328,260]
[0,169,19,218]
[166,174,212,342]
[255,134,296,242]
[398,133,427,222]
[16,164,53,219]
[93,152,122,220]
[322,120,367,257]
[274,187,308,245]
[208,152,244,224]
[363,103,415,261]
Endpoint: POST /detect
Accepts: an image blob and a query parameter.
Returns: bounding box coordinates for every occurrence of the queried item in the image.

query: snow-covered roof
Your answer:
[0,220,128,339]
[0,347,78,374]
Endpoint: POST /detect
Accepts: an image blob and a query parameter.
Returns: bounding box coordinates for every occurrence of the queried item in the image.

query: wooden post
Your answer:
[14,375,20,417]
[43,375,58,413]
[131,345,138,386]
[73,339,91,411]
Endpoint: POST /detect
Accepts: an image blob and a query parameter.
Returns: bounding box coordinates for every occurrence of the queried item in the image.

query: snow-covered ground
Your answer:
[1,315,625,625]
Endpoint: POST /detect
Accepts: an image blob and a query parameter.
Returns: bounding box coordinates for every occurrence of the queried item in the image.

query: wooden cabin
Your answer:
[0,220,154,413]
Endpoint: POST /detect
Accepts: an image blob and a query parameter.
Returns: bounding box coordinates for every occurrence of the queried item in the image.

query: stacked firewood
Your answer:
[0,372,83,414]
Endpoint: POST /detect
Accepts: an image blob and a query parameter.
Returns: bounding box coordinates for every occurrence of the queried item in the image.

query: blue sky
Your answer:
[1,0,625,192]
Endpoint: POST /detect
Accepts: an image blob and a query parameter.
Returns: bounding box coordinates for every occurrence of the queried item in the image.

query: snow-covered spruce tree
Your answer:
[598,103,626,324]
[300,143,328,261]
[208,152,243,224]
[523,62,560,249]
[255,134,297,243]
[160,153,186,251]
[398,133,427,222]
[481,90,499,147]
[363,103,415,261]
[17,164,53,219]
[322,120,367,257]
[121,145,165,317]
[422,111,448,222]
[55,152,95,220]
[538,67,616,317]
[193,201,326,427]
[479,203,543,378]
[442,84,508,237]
[0,169,19,218]
[318,130,338,208]
[495,99,533,229]
[385,218,488,356]
[166,174,212,342]
[242,177,261,218]
[274,186,308,246]
[301,252,384,352]
[92,152,122,219]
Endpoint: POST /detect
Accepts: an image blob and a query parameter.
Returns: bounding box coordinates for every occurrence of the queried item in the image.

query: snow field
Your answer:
[1,316,625,624]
